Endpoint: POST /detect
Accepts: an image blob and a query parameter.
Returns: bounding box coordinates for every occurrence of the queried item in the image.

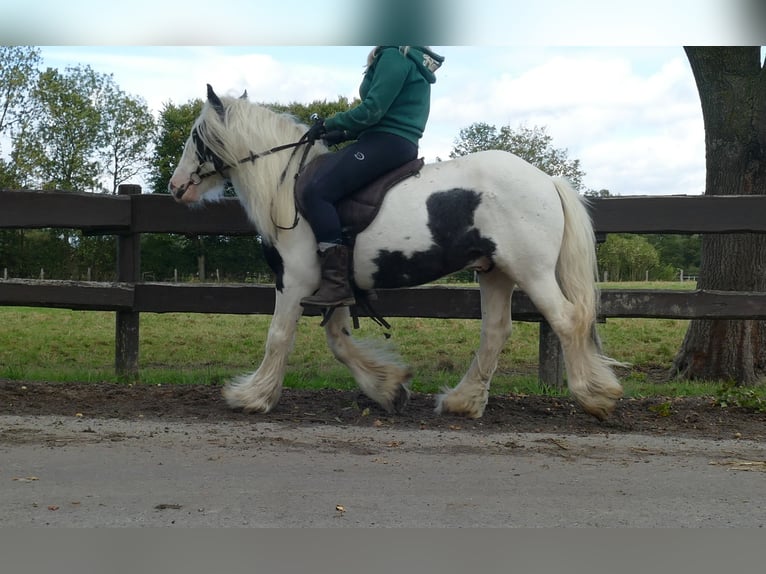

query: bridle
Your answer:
[174,116,321,202]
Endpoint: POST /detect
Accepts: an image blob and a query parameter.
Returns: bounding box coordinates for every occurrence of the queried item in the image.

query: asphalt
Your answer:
[1,414,764,527]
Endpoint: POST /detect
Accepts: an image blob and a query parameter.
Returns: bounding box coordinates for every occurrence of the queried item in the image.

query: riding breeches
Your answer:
[299,131,418,244]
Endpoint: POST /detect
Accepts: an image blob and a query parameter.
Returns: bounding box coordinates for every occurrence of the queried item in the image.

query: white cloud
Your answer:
[424,49,705,195]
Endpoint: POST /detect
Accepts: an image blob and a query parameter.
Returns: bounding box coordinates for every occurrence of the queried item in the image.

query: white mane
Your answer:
[194,95,328,244]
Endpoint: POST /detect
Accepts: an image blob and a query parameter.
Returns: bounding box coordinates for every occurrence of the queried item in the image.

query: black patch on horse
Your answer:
[372,188,497,288]
[262,243,285,291]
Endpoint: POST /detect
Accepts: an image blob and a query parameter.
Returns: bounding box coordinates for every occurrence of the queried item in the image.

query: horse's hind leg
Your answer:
[324,306,412,413]
[222,286,305,413]
[517,273,623,420]
[436,268,514,418]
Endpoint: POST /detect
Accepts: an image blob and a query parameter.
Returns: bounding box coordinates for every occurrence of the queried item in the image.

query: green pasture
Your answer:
[3,280,759,402]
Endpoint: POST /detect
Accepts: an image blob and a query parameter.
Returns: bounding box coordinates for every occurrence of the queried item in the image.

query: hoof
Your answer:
[580,395,620,421]
[434,390,486,419]
[391,383,411,414]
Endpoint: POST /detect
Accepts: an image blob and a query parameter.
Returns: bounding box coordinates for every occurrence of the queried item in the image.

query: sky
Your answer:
[4,0,765,197]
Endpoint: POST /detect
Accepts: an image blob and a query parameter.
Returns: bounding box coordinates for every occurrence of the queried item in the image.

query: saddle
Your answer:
[294,155,425,329]
[295,156,425,240]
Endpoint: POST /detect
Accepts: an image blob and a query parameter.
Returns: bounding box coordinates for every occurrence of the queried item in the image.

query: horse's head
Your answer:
[168,85,233,203]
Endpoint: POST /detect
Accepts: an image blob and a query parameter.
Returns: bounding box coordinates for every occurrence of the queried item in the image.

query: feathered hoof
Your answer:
[391,383,411,414]
[434,390,487,419]
[222,380,281,413]
[579,390,623,421]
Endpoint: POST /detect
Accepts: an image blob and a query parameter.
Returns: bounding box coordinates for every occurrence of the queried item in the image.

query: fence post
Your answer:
[115,184,142,380]
[538,321,564,389]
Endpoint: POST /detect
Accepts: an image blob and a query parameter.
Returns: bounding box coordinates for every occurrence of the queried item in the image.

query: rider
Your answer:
[299,45,444,309]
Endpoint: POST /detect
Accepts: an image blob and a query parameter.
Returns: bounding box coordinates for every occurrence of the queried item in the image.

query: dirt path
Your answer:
[2,381,765,527]
[2,380,766,441]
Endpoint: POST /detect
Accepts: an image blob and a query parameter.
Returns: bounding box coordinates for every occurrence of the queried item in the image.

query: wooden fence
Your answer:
[2,184,766,386]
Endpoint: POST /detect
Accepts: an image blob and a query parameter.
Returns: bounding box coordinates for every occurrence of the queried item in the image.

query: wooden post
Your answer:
[538,321,564,389]
[115,184,142,380]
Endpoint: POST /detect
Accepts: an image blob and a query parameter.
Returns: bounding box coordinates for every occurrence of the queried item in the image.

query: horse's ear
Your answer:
[207,84,225,119]
[240,90,248,100]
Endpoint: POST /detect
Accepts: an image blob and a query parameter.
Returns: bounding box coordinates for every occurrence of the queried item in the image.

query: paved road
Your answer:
[1,414,764,527]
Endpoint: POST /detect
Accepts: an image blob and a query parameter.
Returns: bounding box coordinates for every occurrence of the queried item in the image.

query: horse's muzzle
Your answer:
[168,181,188,201]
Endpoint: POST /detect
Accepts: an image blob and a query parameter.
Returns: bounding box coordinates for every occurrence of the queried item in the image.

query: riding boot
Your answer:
[300,244,356,308]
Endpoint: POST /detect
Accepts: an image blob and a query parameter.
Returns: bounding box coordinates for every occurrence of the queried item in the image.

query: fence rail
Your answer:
[2,186,766,385]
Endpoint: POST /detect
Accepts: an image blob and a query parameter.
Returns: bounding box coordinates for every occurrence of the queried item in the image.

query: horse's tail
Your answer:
[551,177,599,339]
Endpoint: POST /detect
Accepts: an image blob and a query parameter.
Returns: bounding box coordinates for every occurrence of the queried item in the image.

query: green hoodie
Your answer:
[324,46,444,145]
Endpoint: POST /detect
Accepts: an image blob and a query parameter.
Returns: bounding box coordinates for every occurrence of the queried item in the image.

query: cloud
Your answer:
[425,49,705,195]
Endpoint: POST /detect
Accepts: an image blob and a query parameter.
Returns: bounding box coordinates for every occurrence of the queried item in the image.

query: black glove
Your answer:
[322,130,351,146]
[305,121,326,144]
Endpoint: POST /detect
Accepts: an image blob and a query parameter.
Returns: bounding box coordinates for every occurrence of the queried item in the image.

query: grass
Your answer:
[0,280,760,401]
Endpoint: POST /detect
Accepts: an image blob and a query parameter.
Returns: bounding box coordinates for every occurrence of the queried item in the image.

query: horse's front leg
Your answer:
[222,284,308,413]
[323,306,412,413]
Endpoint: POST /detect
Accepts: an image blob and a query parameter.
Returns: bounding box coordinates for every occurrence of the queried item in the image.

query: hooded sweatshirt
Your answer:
[324,46,444,145]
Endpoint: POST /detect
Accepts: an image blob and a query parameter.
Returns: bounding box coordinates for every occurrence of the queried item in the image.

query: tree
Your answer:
[100,88,156,194]
[0,46,41,144]
[0,46,41,188]
[266,96,357,126]
[450,123,586,190]
[671,47,766,385]
[596,234,666,282]
[647,235,700,277]
[13,65,106,192]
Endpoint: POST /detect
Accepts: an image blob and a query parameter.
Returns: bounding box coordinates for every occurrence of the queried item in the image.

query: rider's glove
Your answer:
[322,130,351,146]
[305,120,326,144]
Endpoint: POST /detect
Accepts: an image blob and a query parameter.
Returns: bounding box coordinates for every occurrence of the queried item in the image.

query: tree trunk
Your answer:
[671,47,766,385]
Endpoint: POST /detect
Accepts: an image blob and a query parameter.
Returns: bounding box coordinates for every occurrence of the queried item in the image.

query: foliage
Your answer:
[0,46,41,145]
[597,234,664,281]
[0,158,21,189]
[0,228,116,281]
[584,191,700,279]
[265,96,357,126]
[715,381,766,412]
[13,66,106,192]
[99,88,157,194]
[450,122,585,190]
[647,235,700,276]
[139,234,270,282]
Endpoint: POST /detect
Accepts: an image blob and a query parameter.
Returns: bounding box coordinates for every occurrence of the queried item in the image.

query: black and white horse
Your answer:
[168,85,623,420]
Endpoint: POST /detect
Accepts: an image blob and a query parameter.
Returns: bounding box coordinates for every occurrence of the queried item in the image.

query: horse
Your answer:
[168,85,623,420]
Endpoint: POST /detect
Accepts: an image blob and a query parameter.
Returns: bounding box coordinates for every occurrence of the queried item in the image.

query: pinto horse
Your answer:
[168,85,623,420]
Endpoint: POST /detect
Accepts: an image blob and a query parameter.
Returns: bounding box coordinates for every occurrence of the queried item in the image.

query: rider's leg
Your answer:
[300,132,417,308]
